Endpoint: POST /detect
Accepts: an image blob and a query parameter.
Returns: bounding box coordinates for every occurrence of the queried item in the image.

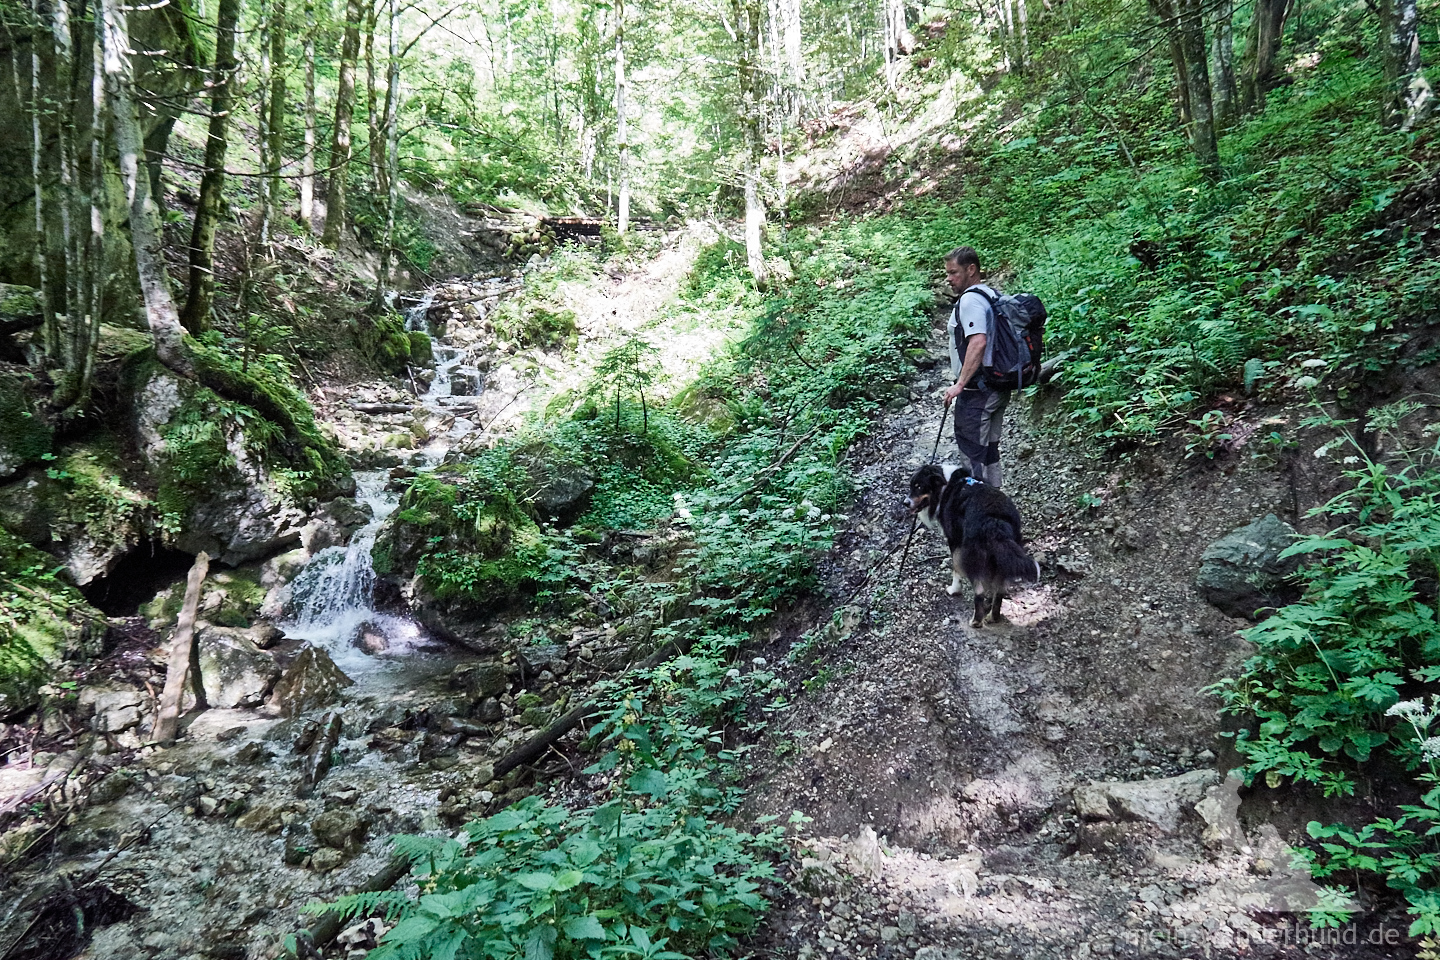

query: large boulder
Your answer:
[130,365,308,565]
[514,446,594,525]
[266,645,354,717]
[1195,514,1301,619]
[1074,770,1219,833]
[197,626,281,708]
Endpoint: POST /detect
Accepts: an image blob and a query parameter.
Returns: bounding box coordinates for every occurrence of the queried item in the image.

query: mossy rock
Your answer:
[407,331,433,367]
[0,284,40,326]
[0,371,52,479]
[377,462,550,611]
[355,313,412,376]
[0,526,103,717]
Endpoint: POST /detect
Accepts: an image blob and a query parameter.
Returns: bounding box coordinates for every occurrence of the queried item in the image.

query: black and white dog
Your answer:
[905,463,1041,627]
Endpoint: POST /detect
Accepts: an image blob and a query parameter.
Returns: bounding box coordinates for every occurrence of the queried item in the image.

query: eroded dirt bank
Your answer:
[745,320,1419,959]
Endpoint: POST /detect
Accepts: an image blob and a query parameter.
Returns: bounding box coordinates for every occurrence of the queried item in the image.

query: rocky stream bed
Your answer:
[0,271,1424,960]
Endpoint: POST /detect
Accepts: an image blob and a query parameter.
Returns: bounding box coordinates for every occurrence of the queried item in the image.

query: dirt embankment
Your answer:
[744,316,1427,959]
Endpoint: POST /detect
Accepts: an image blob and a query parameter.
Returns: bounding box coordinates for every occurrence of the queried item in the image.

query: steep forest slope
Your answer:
[1,0,1439,955]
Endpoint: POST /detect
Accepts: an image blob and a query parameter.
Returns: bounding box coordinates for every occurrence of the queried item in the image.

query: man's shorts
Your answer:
[954,386,1009,487]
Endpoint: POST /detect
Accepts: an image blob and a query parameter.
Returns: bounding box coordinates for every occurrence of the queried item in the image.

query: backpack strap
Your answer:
[958,286,996,334]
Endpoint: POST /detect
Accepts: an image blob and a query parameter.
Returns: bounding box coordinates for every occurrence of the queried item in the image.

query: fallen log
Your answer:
[349,402,415,415]
[151,552,209,743]
[289,855,412,958]
[490,629,697,782]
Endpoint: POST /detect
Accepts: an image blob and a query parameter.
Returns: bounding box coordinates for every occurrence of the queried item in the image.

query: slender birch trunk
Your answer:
[25,0,56,366]
[299,0,317,232]
[266,0,287,235]
[734,0,767,286]
[377,0,400,304]
[1381,0,1431,128]
[322,0,363,247]
[615,0,629,235]
[181,0,240,333]
[1208,0,1237,128]
[99,0,192,374]
[257,0,274,244]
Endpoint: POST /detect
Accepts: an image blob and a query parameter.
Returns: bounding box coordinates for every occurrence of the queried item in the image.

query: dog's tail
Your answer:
[993,538,1042,584]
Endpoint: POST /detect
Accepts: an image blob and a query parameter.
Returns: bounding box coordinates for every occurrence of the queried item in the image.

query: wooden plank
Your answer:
[151,551,210,743]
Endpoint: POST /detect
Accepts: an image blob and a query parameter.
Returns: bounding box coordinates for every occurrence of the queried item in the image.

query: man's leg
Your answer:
[978,389,1010,487]
[953,388,988,478]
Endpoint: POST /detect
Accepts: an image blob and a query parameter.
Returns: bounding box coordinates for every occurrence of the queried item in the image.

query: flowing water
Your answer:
[280,282,509,668]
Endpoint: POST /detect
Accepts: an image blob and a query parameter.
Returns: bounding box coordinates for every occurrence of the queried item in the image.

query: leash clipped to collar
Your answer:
[899,397,954,582]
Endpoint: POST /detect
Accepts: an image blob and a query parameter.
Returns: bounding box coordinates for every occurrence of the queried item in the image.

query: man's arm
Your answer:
[944,333,987,401]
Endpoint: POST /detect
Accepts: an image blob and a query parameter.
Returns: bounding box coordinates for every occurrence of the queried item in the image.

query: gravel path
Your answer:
[745,322,1419,959]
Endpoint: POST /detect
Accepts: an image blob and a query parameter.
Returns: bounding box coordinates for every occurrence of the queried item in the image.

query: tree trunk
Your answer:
[152,551,209,744]
[1149,0,1191,125]
[615,0,629,235]
[1380,0,1431,128]
[1176,0,1220,177]
[300,0,317,232]
[1242,0,1291,113]
[365,0,383,195]
[266,0,287,236]
[26,0,57,367]
[1208,0,1237,128]
[181,0,240,334]
[734,0,767,286]
[376,0,400,304]
[80,14,105,408]
[99,0,192,375]
[1014,0,1030,74]
[322,0,363,247]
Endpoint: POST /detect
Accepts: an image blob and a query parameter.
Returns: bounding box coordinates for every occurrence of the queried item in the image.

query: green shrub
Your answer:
[1210,409,1440,932]
[0,372,51,470]
[355,312,414,375]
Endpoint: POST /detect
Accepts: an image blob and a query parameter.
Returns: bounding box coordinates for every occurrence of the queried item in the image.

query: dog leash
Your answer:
[896,397,952,581]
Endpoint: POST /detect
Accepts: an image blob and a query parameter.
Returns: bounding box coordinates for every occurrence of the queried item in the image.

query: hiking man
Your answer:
[941,246,1008,487]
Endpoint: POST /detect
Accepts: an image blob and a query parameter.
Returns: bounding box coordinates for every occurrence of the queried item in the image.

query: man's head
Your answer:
[944,246,982,294]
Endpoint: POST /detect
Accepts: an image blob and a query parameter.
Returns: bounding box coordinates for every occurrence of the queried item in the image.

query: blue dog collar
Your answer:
[964,476,982,485]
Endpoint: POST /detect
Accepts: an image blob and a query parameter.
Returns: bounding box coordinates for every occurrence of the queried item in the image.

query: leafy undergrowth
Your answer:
[1211,404,1440,933]
[315,225,929,956]
[797,16,1437,446]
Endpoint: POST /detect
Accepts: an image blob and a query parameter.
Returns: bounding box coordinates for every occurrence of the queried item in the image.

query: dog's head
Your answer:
[905,463,951,514]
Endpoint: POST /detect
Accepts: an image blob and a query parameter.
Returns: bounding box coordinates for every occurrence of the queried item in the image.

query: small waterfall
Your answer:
[281,471,421,666]
[403,290,435,331]
[279,279,511,666]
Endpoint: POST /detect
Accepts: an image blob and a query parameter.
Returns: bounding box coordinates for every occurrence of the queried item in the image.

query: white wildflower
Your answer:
[1301,358,1328,369]
[807,506,822,520]
[1421,737,1440,764]
[1313,444,1330,459]
[726,668,740,679]
[1295,375,1320,390]
[1387,699,1426,720]
[714,513,732,527]
[820,514,831,522]
[752,657,768,667]
[1343,456,1359,465]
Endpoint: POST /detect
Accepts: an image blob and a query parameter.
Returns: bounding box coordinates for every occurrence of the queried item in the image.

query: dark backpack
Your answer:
[956,287,1047,391]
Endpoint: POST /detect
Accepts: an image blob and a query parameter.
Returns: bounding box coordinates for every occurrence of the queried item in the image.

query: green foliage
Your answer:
[185,338,348,496]
[0,373,52,470]
[381,454,572,606]
[355,312,415,375]
[1211,412,1440,932]
[0,527,99,712]
[319,638,788,960]
[493,253,593,349]
[593,336,662,434]
[43,444,153,545]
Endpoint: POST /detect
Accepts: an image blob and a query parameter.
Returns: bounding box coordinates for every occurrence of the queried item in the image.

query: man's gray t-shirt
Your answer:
[947,283,997,381]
